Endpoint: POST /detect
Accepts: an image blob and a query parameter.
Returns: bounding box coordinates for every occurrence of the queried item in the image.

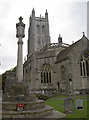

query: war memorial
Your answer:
[2,16,66,119]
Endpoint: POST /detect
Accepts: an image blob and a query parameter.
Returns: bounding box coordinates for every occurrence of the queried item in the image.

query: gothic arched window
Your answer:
[80,53,89,77]
[86,60,89,76]
[41,64,52,83]
[80,62,82,76]
[41,72,43,83]
[83,62,85,76]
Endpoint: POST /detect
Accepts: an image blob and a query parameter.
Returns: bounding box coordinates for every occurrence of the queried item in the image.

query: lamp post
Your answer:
[16,16,25,83]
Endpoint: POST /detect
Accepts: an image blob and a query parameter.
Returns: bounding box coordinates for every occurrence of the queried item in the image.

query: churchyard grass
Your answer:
[45,99,64,113]
[45,95,88,118]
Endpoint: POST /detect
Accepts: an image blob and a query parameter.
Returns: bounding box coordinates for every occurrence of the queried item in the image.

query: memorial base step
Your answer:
[2,106,53,118]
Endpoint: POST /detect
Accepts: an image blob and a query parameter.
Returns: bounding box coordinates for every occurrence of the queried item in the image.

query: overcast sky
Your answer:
[0,0,88,74]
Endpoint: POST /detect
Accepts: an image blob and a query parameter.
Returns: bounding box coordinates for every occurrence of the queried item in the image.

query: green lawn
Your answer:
[45,95,88,119]
[45,99,64,113]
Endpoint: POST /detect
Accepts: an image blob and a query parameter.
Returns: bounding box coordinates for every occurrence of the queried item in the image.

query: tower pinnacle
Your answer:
[32,8,35,18]
[58,34,62,45]
[45,9,48,21]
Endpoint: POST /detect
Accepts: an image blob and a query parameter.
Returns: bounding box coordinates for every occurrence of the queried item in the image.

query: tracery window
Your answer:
[41,64,52,83]
[80,52,89,77]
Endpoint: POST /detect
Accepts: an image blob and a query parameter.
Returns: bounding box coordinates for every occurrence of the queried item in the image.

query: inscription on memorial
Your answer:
[15,87,24,95]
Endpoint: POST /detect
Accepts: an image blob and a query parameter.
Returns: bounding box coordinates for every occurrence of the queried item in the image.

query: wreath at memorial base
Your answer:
[17,103,24,111]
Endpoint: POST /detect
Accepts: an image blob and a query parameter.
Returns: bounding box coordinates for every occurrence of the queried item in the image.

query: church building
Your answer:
[23,9,89,94]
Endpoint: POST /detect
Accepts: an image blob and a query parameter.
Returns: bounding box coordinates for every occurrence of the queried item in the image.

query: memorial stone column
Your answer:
[16,16,25,83]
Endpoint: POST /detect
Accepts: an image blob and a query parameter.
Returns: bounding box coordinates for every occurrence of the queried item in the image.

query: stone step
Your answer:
[2,100,45,111]
[2,94,37,102]
[2,106,53,118]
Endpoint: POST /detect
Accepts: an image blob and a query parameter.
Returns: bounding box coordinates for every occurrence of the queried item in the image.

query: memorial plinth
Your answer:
[2,82,54,118]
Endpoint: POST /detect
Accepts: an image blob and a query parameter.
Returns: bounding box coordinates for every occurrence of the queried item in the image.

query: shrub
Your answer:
[37,94,49,100]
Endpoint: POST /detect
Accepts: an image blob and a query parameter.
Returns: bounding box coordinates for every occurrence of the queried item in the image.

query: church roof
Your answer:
[56,35,89,63]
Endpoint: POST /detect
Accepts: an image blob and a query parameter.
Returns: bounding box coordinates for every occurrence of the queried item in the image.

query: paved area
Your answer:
[45,110,66,118]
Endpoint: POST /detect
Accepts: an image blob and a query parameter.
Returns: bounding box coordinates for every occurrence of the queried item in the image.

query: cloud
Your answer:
[50,2,87,43]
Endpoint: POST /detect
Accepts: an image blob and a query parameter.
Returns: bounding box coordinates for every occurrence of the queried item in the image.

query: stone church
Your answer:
[23,8,89,94]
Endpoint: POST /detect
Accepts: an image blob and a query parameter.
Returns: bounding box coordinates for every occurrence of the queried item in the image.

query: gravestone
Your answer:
[76,99,83,110]
[64,98,74,113]
[82,89,86,96]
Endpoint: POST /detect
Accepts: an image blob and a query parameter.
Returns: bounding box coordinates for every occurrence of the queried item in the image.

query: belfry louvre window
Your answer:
[41,64,52,83]
[37,25,39,34]
[80,53,89,77]
[42,25,45,34]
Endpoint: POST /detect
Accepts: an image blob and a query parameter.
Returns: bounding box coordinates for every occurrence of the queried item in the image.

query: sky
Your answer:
[0,0,88,74]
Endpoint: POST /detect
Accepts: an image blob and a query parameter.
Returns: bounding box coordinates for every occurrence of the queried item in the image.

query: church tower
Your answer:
[27,9,50,56]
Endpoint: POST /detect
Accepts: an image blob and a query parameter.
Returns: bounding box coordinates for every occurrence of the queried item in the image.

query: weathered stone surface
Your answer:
[2,100,44,111]
[23,9,89,95]
[10,83,29,96]
[2,106,53,118]
[4,72,16,93]
[64,98,74,113]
